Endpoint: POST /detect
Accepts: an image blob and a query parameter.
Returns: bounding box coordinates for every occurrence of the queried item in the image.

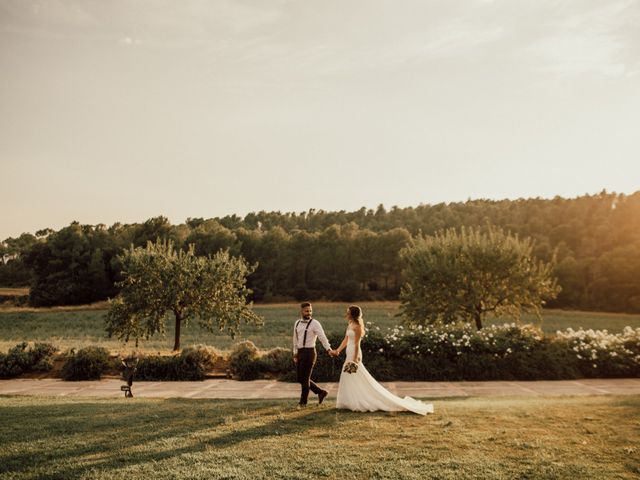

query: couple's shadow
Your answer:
[209,403,362,449]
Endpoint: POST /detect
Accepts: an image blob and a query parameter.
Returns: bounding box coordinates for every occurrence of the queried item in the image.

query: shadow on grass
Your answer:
[612,396,640,408]
[205,404,432,450]
[207,406,342,449]
[0,400,230,478]
[0,398,347,479]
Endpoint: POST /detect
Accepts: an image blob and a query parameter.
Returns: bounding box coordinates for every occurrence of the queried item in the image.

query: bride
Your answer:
[333,305,433,415]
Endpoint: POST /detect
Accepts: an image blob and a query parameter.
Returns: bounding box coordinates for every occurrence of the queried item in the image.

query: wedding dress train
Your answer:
[336,328,434,415]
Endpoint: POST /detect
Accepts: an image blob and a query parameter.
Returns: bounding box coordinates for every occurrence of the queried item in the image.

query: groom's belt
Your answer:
[297,347,316,351]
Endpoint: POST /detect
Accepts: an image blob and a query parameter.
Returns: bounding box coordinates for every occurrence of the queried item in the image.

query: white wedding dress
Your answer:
[335,328,434,415]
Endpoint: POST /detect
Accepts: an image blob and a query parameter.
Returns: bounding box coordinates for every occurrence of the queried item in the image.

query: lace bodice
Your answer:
[345,327,362,363]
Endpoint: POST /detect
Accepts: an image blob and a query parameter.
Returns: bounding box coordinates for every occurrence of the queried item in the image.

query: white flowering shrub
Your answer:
[244,323,640,382]
[330,322,639,381]
[555,327,640,377]
[359,322,576,381]
[383,322,541,357]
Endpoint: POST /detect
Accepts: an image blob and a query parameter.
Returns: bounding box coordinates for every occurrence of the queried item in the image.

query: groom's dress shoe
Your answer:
[318,390,328,405]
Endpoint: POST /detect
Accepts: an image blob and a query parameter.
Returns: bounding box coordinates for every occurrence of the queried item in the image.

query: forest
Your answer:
[1,190,639,312]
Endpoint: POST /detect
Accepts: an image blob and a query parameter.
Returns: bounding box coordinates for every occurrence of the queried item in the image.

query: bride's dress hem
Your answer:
[335,329,434,416]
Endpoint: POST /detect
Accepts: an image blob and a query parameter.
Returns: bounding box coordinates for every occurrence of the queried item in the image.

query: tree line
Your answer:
[1,190,639,312]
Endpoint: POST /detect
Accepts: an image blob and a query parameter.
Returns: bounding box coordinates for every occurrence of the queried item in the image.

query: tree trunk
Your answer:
[474,311,483,330]
[173,312,182,351]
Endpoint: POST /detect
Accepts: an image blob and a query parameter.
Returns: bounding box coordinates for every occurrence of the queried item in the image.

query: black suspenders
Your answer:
[296,319,314,348]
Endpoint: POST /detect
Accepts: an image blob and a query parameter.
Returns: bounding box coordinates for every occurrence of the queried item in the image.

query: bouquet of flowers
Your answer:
[343,361,359,374]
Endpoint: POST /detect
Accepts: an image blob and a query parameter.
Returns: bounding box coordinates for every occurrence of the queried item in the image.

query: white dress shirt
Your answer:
[292,318,331,353]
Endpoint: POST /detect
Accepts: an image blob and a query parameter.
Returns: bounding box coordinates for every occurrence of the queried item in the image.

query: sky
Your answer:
[1,0,639,240]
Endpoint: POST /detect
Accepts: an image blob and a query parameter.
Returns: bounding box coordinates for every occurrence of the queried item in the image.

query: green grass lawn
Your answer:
[1,302,639,353]
[0,395,638,479]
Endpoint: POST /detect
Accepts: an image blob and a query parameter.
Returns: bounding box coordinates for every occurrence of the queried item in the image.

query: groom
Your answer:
[292,302,334,407]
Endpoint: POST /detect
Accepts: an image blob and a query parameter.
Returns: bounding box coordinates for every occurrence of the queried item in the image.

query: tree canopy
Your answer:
[2,191,640,312]
[105,239,262,350]
[399,227,561,329]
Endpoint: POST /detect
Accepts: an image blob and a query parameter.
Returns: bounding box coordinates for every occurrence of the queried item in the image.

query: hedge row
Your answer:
[0,342,57,378]
[61,345,222,381]
[61,346,111,380]
[2,323,638,381]
[231,323,640,382]
[307,323,640,382]
[134,346,220,381]
[228,341,295,381]
[0,343,222,381]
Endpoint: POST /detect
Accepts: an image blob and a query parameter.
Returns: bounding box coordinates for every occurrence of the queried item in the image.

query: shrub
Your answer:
[278,369,298,383]
[228,341,263,380]
[509,338,581,380]
[181,345,220,371]
[345,327,394,381]
[373,322,640,381]
[0,352,22,378]
[311,333,348,382]
[61,346,111,381]
[376,322,561,380]
[275,322,639,382]
[556,326,640,378]
[0,342,58,378]
[238,339,346,383]
[31,343,58,372]
[260,347,294,374]
[135,346,221,381]
[2,343,32,378]
[135,355,182,381]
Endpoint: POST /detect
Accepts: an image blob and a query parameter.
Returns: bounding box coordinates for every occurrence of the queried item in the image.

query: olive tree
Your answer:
[399,226,560,330]
[106,239,262,350]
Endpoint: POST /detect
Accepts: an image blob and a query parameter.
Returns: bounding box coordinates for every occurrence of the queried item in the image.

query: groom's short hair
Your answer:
[300,302,312,309]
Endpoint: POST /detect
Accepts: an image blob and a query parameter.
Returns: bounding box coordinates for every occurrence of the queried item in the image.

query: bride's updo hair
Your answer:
[348,305,364,331]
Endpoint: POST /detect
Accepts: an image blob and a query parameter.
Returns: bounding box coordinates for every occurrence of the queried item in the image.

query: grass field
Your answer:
[1,302,640,353]
[0,287,29,296]
[0,395,638,479]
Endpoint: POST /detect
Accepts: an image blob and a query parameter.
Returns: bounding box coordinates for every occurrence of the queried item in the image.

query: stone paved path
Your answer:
[1,378,639,400]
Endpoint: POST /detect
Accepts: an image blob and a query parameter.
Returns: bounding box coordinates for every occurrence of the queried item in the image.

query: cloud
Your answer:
[524,0,640,77]
[2,0,637,81]
[1,0,96,28]
[119,36,141,46]
[0,0,285,47]
[528,33,628,77]
[247,12,508,78]
[414,22,505,59]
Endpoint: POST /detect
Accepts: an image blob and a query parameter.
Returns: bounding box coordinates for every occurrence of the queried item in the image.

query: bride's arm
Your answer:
[336,334,348,355]
[352,326,364,362]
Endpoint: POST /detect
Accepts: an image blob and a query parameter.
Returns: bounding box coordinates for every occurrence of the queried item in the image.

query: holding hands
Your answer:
[328,348,340,357]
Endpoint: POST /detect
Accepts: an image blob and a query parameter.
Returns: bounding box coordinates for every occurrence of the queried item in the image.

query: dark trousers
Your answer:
[297,348,322,405]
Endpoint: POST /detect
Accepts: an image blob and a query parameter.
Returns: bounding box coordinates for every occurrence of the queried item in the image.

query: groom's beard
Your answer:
[303,314,312,320]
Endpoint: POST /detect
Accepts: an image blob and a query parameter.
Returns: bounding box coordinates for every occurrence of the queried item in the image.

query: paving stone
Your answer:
[1,378,639,399]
